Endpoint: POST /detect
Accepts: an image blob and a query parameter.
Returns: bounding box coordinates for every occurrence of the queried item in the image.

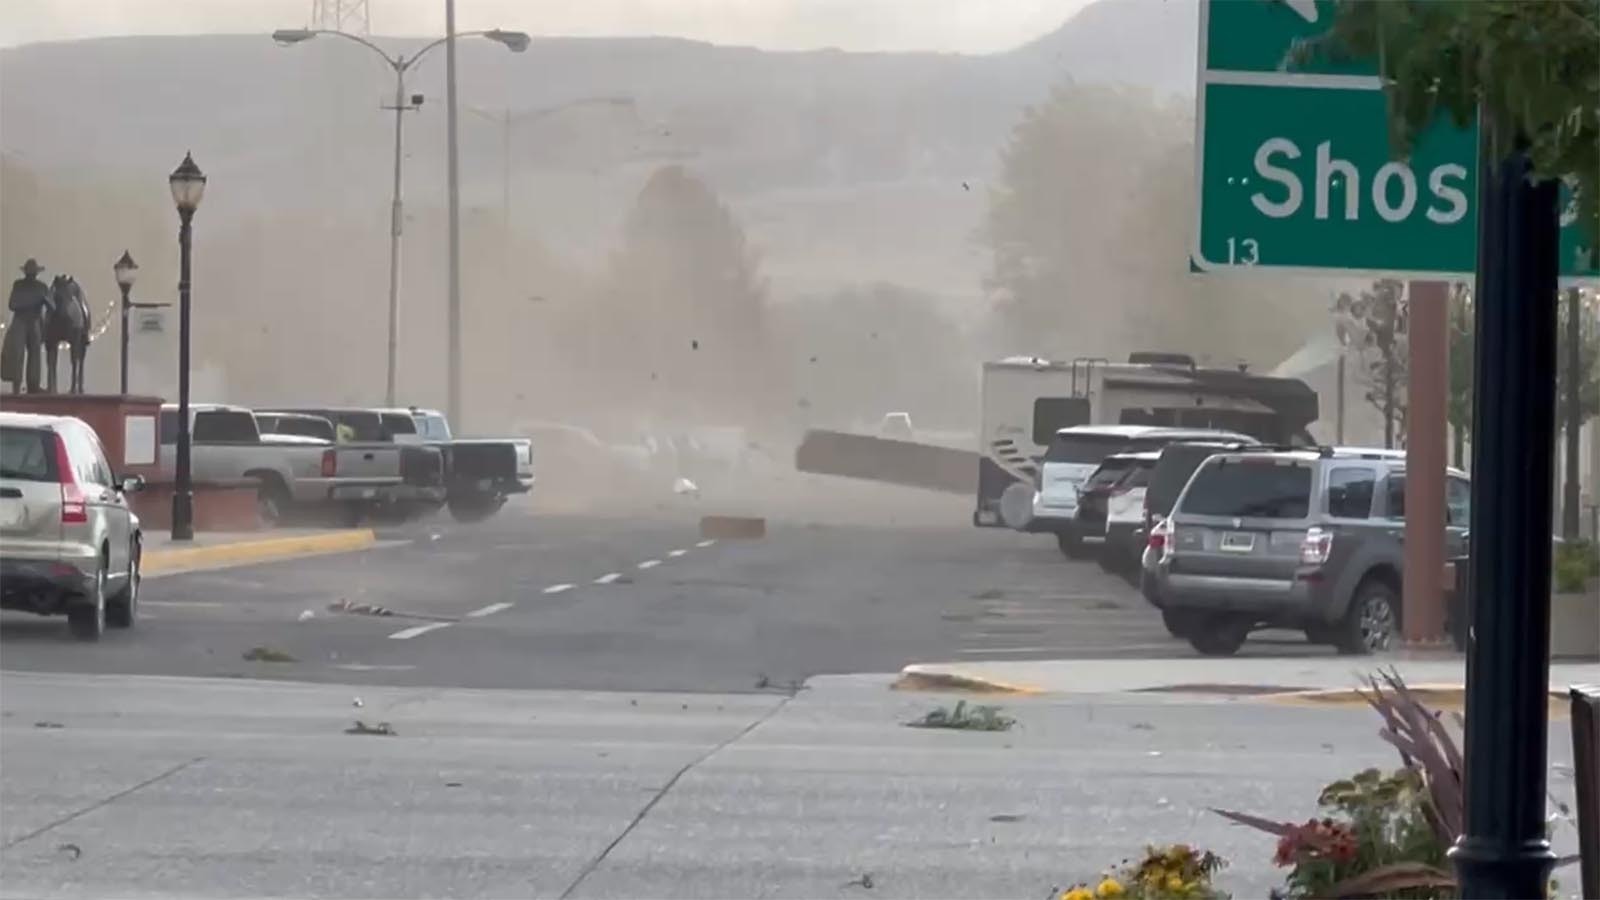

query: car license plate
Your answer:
[1220,531,1256,553]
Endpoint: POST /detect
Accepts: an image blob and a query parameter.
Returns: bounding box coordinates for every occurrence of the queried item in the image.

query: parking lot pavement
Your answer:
[1,503,1336,694]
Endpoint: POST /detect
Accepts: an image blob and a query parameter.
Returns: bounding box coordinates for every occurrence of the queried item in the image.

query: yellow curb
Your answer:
[1265,683,1569,716]
[144,530,377,576]
[891,667,1040,696]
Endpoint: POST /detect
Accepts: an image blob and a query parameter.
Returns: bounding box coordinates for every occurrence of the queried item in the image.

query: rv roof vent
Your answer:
[1128,351,1196,368]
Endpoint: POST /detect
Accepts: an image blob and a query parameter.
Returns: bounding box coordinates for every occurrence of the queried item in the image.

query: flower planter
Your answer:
[1551,578,1600,660]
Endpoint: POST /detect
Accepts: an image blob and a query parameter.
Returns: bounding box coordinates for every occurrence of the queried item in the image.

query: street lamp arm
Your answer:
[280,28,402,69]
[403,29,528,71]
[404,32,486,71]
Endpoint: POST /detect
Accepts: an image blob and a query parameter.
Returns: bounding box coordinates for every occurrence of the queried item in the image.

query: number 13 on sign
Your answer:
[1226,237,1260,265]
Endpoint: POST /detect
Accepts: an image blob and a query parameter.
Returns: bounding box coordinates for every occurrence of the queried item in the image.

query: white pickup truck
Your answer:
[157,404,442,525]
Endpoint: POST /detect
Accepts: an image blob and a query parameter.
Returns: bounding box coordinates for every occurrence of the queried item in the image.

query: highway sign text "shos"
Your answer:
[1193,0,1596,280]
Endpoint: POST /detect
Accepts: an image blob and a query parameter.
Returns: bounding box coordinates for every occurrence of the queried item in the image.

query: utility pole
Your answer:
[445,0,463,431]
[380,64,419,407]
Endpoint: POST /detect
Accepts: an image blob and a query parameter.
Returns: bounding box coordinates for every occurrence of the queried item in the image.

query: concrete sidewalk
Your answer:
[9,670,1577,899]
[143,528,377,576]
[895,656,1600,701]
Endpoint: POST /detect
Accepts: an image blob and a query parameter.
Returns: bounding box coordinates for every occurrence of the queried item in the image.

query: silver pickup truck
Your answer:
[157,404,442,525]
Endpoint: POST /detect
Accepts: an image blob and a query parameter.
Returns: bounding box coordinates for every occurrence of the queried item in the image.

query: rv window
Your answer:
[1032,397,1089,446]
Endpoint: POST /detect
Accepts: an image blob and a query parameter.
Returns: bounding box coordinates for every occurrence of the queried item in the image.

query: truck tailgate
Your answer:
[334,445,402,483]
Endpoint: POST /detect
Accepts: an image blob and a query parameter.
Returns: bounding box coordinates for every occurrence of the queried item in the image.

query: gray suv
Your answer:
[1151,447,1469,656]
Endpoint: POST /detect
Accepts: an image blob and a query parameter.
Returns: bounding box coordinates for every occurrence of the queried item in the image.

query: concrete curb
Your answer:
[144,529,378,576]
[1265,683,1569,714]
[892,665,1040,695]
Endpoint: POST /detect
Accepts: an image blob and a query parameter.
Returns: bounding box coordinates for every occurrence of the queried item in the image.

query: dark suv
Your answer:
[1151,447,1470,656]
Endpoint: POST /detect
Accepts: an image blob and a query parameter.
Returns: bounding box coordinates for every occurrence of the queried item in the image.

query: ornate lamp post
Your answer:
[113,251,138,396]
[168,152,206,541]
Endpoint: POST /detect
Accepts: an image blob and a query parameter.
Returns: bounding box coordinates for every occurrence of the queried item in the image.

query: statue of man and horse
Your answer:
[2,259,93,395]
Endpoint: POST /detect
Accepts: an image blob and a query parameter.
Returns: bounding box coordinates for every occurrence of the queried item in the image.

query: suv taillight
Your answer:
[321,449,337,478]
[1300,526,1334,566]
[53,434,87,524]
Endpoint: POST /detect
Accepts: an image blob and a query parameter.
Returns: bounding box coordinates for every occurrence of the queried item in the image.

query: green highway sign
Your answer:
[1194,0,1597,280]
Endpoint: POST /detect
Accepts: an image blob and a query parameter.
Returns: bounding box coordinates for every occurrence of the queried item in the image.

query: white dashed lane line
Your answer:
[696,540,716,548]
[542,583,576,595]
[466,602,513,618]
[594,572,622,584]
[388,622,453,640]
[667,549,687,558]
[637,559,660,570]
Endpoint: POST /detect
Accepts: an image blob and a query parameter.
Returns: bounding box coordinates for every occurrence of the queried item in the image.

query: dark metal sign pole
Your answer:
[1449,145,1561,897]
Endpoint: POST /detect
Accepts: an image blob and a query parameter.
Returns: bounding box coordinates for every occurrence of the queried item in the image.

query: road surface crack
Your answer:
[557,699,792,899]
[1,756,205,851]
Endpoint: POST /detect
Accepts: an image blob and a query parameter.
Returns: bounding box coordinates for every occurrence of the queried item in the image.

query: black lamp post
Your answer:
[168,152,206,542]
[113,251,138,396]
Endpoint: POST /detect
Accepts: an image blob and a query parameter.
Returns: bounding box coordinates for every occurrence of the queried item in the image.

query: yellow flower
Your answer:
[1062,888,1095,900]
[1166,874,1186,893]
[1095,878,1126,898]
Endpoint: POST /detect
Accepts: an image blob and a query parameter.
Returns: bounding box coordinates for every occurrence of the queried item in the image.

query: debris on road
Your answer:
[906,700,1015,732]
[345,720,396,736]
[242,646,296,663]
[989,813,1025,823]
[297,610,315,622]
[56,843,81,860]
[33,721,64,729]
[352,697,363,708]
[328,598,394,617]
[843,873,874,890]
[673,477,700,497]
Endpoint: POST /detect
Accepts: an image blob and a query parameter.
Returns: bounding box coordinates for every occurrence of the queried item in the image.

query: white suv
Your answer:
[0,413,143,640]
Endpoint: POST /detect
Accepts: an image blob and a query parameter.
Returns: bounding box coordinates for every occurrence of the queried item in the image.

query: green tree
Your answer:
[1292,0,1599,252]
[1333,280,1409,449]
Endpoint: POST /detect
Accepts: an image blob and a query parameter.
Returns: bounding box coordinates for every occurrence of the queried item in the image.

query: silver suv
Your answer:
[1151,447,1469,656]
[0,413,144,640]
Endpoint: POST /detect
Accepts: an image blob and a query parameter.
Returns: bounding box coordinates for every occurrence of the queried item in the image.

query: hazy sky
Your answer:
[1,0,1094,53]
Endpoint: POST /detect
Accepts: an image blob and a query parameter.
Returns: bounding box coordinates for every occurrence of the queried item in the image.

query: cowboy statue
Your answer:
[2,258,53,394]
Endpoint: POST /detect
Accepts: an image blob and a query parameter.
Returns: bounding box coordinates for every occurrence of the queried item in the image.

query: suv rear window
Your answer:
[1083,457,1136,489]
[0,427,58,482]
[1147,444,1231,517]
[1178,457,1312,519]
[1045,433,1139,465]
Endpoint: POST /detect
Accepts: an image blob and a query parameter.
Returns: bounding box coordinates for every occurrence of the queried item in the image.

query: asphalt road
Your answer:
[14,670,1569,900]
[0,493,1328,693]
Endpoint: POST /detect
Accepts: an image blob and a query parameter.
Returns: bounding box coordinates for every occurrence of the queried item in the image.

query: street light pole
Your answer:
[168,153,206,542]
[385,63,408,407]
[113,251,138,396]
[270,26,527,411]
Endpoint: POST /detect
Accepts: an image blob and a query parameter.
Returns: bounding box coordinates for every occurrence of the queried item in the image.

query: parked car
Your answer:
[1,412,143,640]
[160,404,442,525]
[1033,426,1254,558]
[1071,451,1154,565]
[1151,446,1467,657]
[1138,439,1260,610]
[284,408,533,523]
[1094,450,1163,575]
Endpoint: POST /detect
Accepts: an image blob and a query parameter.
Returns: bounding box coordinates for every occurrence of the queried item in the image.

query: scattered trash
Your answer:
[1129,721,1155,731]
[56,843,81,860]
[755,673,771,689]
[328,598,394,617]
[989,813,1024,823]
[242,646,296,663]
[673,477,700,497]
[962,181,970,190]
[690,339,699,350]
[843,873,874,890]
[345,720,396,736]
[33,721,64,729]
[444,781,462,788]
[1146,750,1162,757]
[629,699,638,706]
[297,610,315,622]
[428,533,442,542]
[906,700,1015,732]
[973,588,1005,600]
[352,697,364,708]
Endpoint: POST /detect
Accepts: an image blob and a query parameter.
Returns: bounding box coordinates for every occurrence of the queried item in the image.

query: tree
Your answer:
[1557,287,1600,424]
[599,165,779,429]
[1333,280,1409,449]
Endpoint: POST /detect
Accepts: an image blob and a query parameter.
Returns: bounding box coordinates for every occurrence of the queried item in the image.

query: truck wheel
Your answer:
[68,558,107,642]
[448,495,504,524]
[1186,616,1248,656]
[256,479,290,528]
[1335,578,1399,656]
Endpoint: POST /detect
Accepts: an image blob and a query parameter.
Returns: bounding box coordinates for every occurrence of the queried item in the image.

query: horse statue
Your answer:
[46,275,91,394]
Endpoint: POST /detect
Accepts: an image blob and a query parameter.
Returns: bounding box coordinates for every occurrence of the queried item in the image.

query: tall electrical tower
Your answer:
[311,0,371,33]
